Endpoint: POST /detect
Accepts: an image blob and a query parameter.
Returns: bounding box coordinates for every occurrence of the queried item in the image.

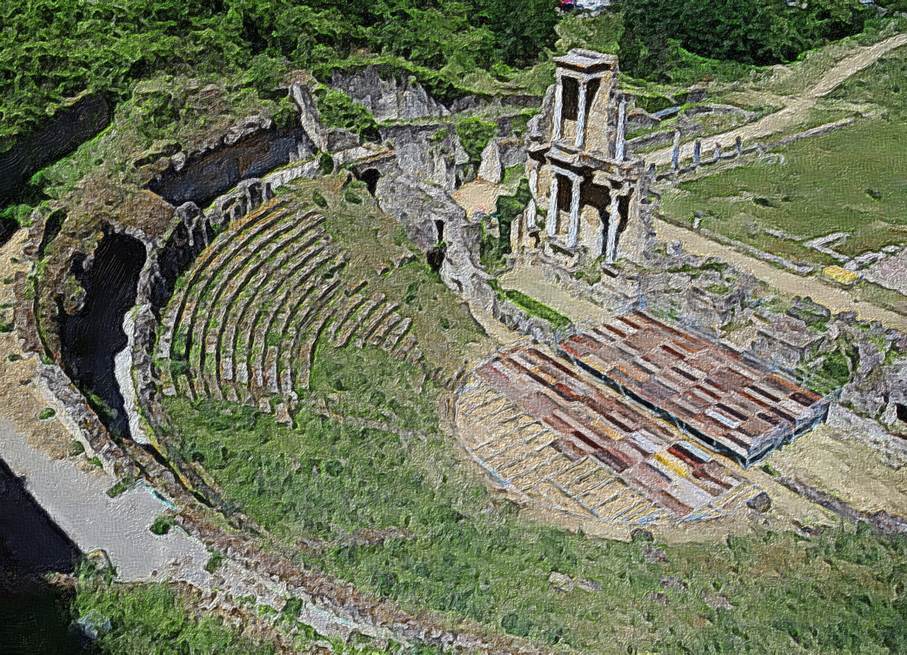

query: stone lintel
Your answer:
[554,49,618,75]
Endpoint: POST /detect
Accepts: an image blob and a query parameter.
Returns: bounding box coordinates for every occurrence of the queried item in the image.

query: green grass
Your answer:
[156,272,907,653]
[498,288,571,331]
[150,515,174,536]
[72,574,277,655]
[162,386,907,654]
[662,41,907,269]
[661,120,907,263]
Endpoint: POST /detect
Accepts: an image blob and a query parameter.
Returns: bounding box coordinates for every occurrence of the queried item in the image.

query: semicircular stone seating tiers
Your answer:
[155,191,438,416]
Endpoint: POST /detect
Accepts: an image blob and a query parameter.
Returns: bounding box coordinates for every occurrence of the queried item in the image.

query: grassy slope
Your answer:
[282,176,491,382]
[72,576,277,655]
[164,377,907,654]
[661,45,907,264]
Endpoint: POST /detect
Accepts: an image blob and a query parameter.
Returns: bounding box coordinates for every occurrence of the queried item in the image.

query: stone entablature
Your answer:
[515,50,654,268]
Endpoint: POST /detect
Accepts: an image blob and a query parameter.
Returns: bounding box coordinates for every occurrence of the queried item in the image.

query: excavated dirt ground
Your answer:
[0,230,76,461]
[767,424,907,517]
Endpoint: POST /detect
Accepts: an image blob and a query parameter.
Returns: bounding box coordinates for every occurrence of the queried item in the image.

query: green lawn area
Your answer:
[661,120,907,263]
[661,43,907,266]
[162,342,907,654]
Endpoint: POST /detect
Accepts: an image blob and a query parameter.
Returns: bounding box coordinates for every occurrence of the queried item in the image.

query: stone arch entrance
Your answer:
[358,168,381,196]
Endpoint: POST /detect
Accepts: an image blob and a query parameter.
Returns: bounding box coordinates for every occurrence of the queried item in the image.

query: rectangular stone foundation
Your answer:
[559,311,831,466]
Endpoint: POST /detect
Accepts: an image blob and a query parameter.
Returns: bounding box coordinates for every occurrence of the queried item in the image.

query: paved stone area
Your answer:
[864,249,907,296]
[0,418,209,581]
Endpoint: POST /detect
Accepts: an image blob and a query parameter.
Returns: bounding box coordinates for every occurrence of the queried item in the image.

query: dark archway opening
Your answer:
[897,403,907,424]
[427,246,446,272]
[60,231,146,439]
[359,168,381,196]
[435,219,445,243]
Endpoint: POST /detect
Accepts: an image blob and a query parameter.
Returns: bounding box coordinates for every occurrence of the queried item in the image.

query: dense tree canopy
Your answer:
[620,0,869,78]
[0,0,560,145]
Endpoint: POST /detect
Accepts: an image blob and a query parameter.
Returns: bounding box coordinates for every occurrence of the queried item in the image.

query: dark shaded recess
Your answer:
[149,216,214,313]
[427,246,445,271]
[0,216,15,246]
[0,458,93,652]
[38,208,67,257]
[434,219,445,243]
[149,127,310,207]
[0,457,81,576]
[897,403,907,425]
[60,230,146,438]
[0,94,111,205]
[358,168,381,196]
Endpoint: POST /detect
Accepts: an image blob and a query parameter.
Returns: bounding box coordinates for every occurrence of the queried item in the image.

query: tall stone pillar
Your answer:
[574,80,588,149]
[527,167,539,230]
[692,139,702,167]
[567,175,582,248]
[614,98,627,161]
[605,193,621,263]
[547,174,559,237]
[671,130,681,171]
[552,74,564,142]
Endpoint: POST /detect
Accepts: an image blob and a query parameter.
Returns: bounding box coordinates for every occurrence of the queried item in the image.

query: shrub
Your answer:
[455,117,498,164]
[150,515,174,536]
[620,0,869,79]
[313,86,379,141]
[204,551,225,574]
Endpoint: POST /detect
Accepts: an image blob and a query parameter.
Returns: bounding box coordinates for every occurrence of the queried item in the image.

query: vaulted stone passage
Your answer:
[358,168,381,196]
[60,231,146,438]
[149,127,311,207]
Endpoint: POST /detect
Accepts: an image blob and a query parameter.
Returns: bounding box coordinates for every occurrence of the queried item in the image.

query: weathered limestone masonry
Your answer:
[513,50,656,268]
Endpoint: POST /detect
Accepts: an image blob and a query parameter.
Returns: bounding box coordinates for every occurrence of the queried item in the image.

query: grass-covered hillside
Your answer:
[151,174,907,655]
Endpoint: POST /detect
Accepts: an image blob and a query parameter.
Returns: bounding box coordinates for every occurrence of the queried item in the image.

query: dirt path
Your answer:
[657,219,907,330]
[645,32,907,166]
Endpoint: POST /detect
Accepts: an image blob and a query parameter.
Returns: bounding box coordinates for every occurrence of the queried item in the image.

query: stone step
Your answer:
[233,247,337,387]
[242,244,340,381]
[333,293,385,349]
[282,277,344,395]
[190,216,311,390]
[163,204,292,362]
[214,225,329,385]
[355,302,400,349]
[296,304,340,391]
[329,293,368,346]
[382,316,412,352]
[370,312,403,348]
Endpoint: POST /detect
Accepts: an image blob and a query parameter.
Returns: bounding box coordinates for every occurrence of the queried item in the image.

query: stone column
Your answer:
[575,79,588,149]
[553,73,564,142]
[527,167,539,230]
[735,136,743,156]
[615,98,627,162]
[547,173,559,237]
[671,130,681,171]
[605,193,621,263]
[713,143,722,162]
[567,175,582,248]
[692,139,702,167]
